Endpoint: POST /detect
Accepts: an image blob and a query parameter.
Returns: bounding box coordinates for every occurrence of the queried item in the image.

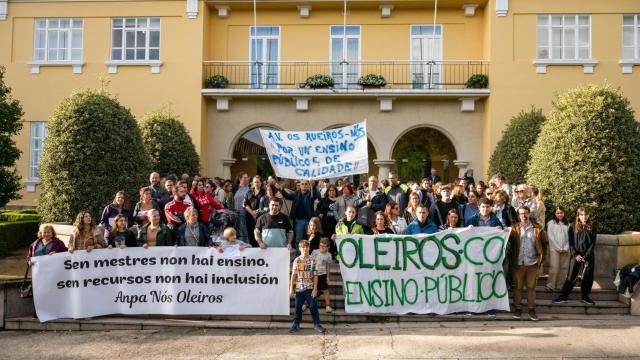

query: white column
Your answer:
[222,159,236,180]
[374,160,395,181]
[453,160,470,178]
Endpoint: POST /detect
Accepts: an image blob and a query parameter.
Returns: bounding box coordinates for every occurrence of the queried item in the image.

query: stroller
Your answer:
[208,208,239,246]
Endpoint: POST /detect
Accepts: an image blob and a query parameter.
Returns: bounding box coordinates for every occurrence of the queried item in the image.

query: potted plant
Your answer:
[304,74,334,89]
[358,74,387,88]
[465,74,488,89]
[205,75,229,89]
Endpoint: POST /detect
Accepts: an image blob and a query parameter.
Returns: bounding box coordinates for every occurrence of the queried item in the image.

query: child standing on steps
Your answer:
[311,238,334,313]
[289,240,326,333]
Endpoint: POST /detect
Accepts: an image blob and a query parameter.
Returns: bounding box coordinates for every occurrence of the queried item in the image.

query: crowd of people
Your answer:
[28,167,597,325]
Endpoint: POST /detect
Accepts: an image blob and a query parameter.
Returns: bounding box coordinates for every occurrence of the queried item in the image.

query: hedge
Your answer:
[37,89,151,223]
[0,210,41,222]
[487,107,546,184]
[0,220,39,257]
[526,84,640,233]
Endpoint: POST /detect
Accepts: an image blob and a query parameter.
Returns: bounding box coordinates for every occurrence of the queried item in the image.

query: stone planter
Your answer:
[595,232,640,278]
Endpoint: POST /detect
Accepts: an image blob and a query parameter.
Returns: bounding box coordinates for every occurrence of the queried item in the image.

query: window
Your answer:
[111,18,160,61]
[537,15,591,60]
[623,15,640,59]
[411,25,442,88]
[33,18,83,61]
[29,122,48,180]
[249,26,280,88]
[330,25,360,88]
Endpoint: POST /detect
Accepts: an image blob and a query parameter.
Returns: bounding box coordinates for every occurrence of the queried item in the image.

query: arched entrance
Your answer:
[391,127,457,183]
[230,127,275,179]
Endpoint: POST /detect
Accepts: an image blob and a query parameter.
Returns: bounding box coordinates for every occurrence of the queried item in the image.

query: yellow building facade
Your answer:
[1,0,639,207]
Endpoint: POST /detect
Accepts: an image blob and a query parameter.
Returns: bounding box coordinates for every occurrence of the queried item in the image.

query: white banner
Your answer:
[259,121,369,180]
[31,247,290,322]
[337,227,511,315]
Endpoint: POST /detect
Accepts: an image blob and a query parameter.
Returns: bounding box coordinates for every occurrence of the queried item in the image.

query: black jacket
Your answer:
[569,224,596,259]
[497,203,518,227]
[175,223,210,247]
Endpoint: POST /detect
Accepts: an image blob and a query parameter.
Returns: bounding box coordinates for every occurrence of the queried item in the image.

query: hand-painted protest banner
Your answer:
[337,227,511,314]
[259,122,368,180]
[31,247,289,322]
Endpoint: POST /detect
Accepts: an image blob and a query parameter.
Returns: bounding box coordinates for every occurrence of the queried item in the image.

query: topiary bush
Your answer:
[140,108,201,177]
[0,66,25,207]
[37,88,151,223]
[0,210,40,222]
[526,84,640,233]
[488,107,546,184]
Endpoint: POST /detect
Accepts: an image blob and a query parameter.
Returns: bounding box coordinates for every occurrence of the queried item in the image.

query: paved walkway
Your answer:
[1,319,640,359]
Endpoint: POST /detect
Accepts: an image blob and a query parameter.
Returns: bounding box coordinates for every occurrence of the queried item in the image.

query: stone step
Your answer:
[4,304,632,332]
[288,287,620,309]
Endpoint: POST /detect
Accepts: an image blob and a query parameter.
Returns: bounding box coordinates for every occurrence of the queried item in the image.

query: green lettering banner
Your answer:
[337,227,511,314]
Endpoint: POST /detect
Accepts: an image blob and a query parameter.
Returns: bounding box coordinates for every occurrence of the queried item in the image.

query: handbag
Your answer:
[19,264,33,298]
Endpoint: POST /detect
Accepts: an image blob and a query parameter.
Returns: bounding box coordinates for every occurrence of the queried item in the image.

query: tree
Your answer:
[488,107,546,184]
[38,88,151,223]
[0,66,25,207]
[526,84,640,233]
[139,108,201,177]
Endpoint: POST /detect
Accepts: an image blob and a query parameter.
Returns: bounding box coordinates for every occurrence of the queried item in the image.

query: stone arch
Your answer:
[229,123,284,179]
[227,123,285,159]
[390,125,459,183]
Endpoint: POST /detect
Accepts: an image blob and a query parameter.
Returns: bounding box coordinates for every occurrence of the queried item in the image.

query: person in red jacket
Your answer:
[164,185,191,229]
[190,179,223,225]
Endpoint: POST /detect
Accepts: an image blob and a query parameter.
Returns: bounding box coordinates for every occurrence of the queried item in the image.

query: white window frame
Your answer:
[105,17,162,74]
[248,26,281,89]
[621,14,640,74]
[534,14,598,74]
[409,24,443,89]
[28,18,84,74]
[27,122,48,191]
[329,25,361,88]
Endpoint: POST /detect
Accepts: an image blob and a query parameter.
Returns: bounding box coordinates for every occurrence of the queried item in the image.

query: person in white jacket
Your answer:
[546,206,570,291]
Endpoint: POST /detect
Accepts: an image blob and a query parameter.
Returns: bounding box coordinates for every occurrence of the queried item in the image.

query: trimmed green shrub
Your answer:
[140,108,201,177]
[205,75,229,89]
[0,220,40,257]
[358,74,387,88]
[0,211,40,222]
[304,74,334,88]
[0,66,25,207]
[526,84,640,233]
[488,107,546,184]
[37,88,151,223]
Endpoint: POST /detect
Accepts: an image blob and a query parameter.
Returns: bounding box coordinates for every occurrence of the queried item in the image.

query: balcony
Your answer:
[202,60,490,111]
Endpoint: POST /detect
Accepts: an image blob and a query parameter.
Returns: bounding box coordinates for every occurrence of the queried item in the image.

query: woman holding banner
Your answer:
[68,211,106,253]
[28,224,68,260]
[372,211,394,234]
[438,209,461,231]
[385,202,407,234]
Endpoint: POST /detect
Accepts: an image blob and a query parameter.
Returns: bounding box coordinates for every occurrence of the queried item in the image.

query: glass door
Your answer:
[411,25,442,89]
[330,25,360,88]
[250,26,280,88]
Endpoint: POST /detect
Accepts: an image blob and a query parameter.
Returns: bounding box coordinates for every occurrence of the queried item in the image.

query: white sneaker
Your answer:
[326,306,334,313]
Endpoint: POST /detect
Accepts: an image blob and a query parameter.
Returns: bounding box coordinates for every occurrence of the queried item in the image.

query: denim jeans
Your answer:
[293,218,309,256]
[293,289,321,326]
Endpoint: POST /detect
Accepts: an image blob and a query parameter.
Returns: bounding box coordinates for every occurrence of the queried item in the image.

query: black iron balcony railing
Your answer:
[202,60,489,90]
